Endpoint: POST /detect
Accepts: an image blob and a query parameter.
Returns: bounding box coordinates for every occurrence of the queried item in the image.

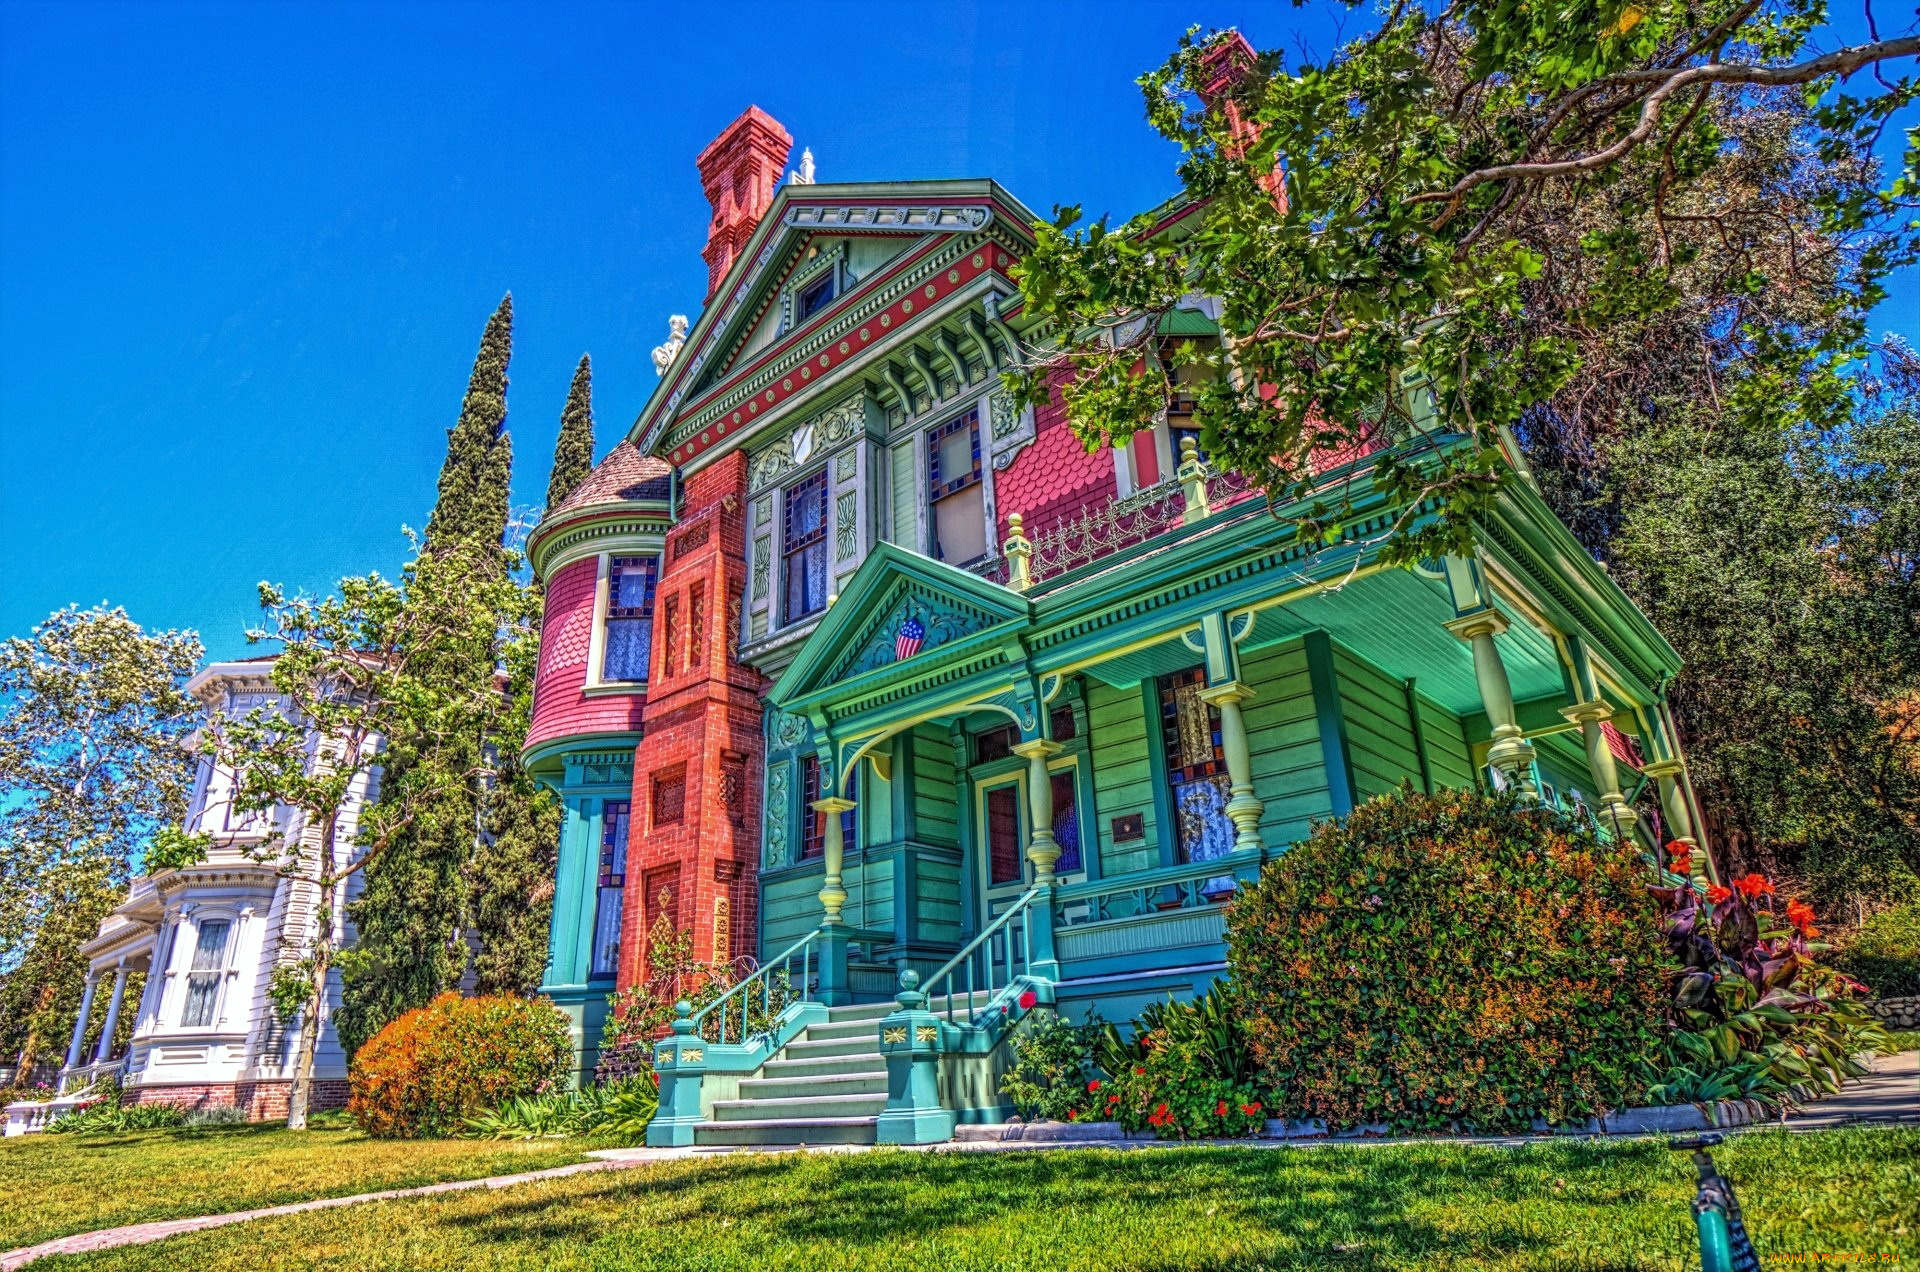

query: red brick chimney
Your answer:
[1197,31,1285,210]
[696,107,794,303]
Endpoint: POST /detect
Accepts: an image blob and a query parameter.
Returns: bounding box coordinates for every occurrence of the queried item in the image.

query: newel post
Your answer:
[874,969,956,1145]
[1005,513,1033,592]
[645,1001,708,1148]
[1177,437,1211,524]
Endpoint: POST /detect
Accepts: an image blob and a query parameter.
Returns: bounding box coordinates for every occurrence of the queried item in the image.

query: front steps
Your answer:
[690,994,990,1148]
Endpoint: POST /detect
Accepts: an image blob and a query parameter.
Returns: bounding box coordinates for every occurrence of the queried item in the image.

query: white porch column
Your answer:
[63,974,100,1072]
[1560,701,1642,848]
[93,964,131,1064]
[1198,681,1265,853]
[1443,609,1538,799]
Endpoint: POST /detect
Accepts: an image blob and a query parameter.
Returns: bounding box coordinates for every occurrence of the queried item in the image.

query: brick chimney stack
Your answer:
[696,107,794,303]
[1197,31,1286,211]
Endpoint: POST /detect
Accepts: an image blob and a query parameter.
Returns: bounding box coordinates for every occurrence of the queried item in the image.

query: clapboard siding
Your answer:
[1334,647,1423,800]
[1417,696,1476,791]
[1241,640,1334,851]
[889,440,917,547]
[916,856,964,944]
[910,724,960,847]
[1086,681,1160,877]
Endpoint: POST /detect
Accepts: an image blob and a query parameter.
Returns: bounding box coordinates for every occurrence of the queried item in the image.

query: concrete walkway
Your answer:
[6,1056,1914,1269]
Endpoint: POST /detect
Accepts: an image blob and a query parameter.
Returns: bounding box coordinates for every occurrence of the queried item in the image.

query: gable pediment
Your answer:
[771,543,1030,706]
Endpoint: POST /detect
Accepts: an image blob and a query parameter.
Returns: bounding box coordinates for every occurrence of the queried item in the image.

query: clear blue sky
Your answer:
[2,1,1913,661]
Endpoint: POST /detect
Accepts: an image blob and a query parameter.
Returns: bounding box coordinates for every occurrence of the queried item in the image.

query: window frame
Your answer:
[589,799,630,981]
[796,755,857,863]
[926,405,989,566]
[584,550,662,693]
[176,914,235,1030]
[781,468,832,626]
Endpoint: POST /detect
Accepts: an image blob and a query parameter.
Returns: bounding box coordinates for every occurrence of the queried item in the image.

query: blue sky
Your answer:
[2,1,1914,661]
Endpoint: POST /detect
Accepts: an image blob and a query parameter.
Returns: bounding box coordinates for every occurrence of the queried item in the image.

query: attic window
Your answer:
[797,273,836,322]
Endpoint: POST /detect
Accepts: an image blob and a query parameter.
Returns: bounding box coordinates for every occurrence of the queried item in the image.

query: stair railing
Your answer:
[920,884,1045,1027]
[689,926,821,1046]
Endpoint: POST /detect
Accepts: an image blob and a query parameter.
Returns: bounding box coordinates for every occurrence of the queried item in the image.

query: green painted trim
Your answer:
[1404,677,1434,794]
[1304,631,1356,817]
[523,732,643,782]
[1138,675,1181,872]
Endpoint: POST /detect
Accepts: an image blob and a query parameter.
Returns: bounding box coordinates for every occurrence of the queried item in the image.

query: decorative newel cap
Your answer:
[1178,437,1211,524]
[672,1001,696,1035]
[895,966,926,1010]
[1005,512,1034,592]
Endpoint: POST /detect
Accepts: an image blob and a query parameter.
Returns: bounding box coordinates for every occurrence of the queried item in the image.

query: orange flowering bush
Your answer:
[1228,786,1669,1134]
[349,993,572,1138]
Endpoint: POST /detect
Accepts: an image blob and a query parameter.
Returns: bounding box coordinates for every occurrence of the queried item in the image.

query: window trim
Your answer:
[921,403,993,566]
[175,912,238,1030]
[584,551,662,694]
[589,798,630,981]
[781,468,832,626]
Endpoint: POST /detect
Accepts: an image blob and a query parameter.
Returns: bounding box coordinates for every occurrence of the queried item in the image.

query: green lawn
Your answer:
[28,1127,1918,1270]
[0,1119,589,1251]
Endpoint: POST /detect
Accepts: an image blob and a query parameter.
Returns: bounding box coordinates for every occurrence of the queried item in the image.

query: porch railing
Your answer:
[920,883,1046,1026]
[689,927,821,1046]
[1052,850,1265,929]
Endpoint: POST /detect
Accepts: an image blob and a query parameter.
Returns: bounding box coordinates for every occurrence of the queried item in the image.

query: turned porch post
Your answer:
[63,974,99,1073]
[813,791,857,1006]
[93,964,131,1064]
[1011,739,1064,884]
[1560,701,1642,848]
[1198,681,1265,853]
[1443,609,1538,799]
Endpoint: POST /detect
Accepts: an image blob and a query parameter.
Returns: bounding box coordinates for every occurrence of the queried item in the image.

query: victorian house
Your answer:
[520,76,1708,1148]
[37,659,372,1122]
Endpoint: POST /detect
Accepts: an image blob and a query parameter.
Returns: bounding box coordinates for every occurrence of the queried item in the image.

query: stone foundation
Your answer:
[125,1078,351,1122]
[1869,996,1920,1030]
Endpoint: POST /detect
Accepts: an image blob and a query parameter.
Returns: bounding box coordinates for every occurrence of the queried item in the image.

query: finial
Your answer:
[790,147,816,186]
[898,968,920,991]
[651,314,690,377]
[827,591,839,608]
[671,1000,695,1034]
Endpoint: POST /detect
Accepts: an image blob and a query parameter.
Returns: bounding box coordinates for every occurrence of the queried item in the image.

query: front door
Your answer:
[970,761,1088,924]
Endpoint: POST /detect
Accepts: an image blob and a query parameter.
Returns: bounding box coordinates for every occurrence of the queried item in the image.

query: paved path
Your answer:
[7,1056,1914,1269]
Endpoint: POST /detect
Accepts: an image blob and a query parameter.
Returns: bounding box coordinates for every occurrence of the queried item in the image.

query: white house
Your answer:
[45,657,377,1122]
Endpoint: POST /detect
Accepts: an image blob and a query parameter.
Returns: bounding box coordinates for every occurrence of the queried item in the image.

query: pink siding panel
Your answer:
[528,556,645,752]
[994,385,1118,543]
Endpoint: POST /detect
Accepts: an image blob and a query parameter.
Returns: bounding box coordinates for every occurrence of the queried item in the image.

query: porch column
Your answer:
[1011,740,1064,883]
[1442,609,1538,799]
[1641,759,1711,882]
[94,964,131,1064]
[812,797,858,925]
[1198,681,1265,854]
[1559,700,1641,848]
[64,974,99,1073]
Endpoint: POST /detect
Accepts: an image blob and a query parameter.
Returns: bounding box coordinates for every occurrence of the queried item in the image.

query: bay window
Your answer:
[601,556,658,683]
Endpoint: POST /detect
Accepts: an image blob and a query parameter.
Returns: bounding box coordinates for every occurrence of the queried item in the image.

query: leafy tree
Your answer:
[338,295,532,1054]
[545,354,596,512]
[1011,16,1916,565]
[187,556,520,1129]
[0,606,201,1071]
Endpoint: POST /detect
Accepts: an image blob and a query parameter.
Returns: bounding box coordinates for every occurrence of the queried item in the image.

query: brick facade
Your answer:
[126,1078,350,1122]
[618,451,768,988]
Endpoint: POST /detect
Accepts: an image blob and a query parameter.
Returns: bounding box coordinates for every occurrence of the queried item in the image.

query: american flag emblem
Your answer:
[895,615,925,661]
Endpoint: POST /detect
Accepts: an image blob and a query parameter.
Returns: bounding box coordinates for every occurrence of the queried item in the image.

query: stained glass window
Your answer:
[783,471,829,623]
[178,918,231,1028]
[602,556,658,682]
[797,756,855,861]
[1159,667,1235,867]
[1051,769,1082,874]
[590,800,629,978]
[986,785,1022,885]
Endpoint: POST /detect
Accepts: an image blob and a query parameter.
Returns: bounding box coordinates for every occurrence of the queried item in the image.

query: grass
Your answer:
[26,1127,1918,1270]
[0,1115,589,1252]
[1884,1029,1920,1053]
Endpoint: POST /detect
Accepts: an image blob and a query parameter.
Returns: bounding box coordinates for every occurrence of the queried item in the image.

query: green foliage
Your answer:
[1831,904,1920,998]
[998,1011,1103,1123]
[180,1104,249,1128]
[0,605,202,1069]
[267,962,314,1023]
[347,992,572,1139]
[1098,983,1266,1139]
[1012,20,1914,569]
[461,1076,656,1143]
[545,353,596,511]
[143,825,211,874]
[1227,785,1669,1133]
[48,1081,186,1135]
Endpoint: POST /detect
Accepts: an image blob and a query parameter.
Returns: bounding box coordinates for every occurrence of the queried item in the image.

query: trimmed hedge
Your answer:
[1831,903,1920,998]
[1227,786,1669,1133]
[349,993,572,1139]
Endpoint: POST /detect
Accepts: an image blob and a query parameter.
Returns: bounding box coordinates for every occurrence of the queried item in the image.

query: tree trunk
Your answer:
[285,935,330,1131]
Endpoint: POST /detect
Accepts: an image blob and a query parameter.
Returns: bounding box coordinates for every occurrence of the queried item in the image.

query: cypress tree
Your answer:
[546,355,596,511]
[338,296,516,1058]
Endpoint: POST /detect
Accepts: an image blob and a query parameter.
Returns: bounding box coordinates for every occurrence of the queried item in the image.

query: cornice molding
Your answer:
[532,511,673,582]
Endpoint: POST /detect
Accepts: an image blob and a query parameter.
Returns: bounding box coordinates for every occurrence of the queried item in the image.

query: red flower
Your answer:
[1017,990,1038,1010]
[1135,1067,1146,1077]
[1240,1103,1262,1117]
[1667,849,1691,874]
[1215,1100,1229,1117]
[1087,1079,1101,1093]
[1067,1109,1077,1121]
[1664,841,1692,860]
[1107,1094,1120,1105]
[1785,898,1820,937]
[1732,873,1776,901]
[1706,884,1732,904]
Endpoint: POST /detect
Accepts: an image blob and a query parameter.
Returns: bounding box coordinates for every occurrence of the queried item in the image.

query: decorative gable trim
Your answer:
[828,581,1001,683]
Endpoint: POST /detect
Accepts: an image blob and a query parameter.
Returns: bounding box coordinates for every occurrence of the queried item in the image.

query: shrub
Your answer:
[462,1076,657,1142]
[48,1084,185,1134]
[181,1103,248,1127]
[1829,903,1920,998]
[1098,984,1266,1139]
[1645,876,1887,1105]
[349,993,572,1138]
[1228,785,1670,1134]
[998,1012,1103,1122]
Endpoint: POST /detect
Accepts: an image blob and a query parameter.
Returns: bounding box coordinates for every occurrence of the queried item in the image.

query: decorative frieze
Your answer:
[747,395,867,494]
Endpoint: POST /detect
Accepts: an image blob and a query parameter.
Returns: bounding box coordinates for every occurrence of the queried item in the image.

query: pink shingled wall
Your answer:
[527,556,645,752]
[994,379,1118,542]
